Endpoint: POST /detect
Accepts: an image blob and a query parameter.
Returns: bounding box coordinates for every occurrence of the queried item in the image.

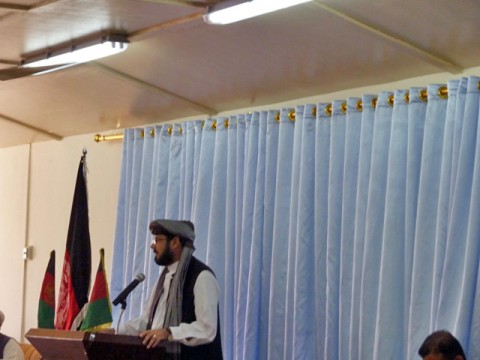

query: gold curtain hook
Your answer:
[420,89,428,102]
[388,95,394,107]
[438,86,448,99]
[325,104,332,116]
[288,110,296,122]
[356,99,363,112]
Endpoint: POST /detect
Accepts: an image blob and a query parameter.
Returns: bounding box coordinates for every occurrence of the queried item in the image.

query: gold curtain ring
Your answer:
[356,99,363,112]
[438,86,448,99]
[325,104,332,116]
[420,89,428,102]
[288,110,296,122]
[388,95,394,107]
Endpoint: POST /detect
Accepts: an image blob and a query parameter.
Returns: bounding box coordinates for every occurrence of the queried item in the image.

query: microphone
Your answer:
[112,273,145,306]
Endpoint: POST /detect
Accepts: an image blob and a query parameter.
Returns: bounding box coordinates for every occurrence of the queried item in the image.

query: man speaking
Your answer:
[117,219,223,360]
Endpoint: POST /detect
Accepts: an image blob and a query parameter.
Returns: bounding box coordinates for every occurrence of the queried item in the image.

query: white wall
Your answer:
[0,134,122,341]
[0,68,477,343]
[0,145,29,340]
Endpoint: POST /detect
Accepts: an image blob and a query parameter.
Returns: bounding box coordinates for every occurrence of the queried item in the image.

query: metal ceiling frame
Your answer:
[0,0,60,11]
[137,0,220,8]
[89,62,217,115]
[0,113,63,140]
[0,0,62,64]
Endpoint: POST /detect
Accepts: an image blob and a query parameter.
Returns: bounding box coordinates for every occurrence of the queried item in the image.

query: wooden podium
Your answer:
[26,328,166,360]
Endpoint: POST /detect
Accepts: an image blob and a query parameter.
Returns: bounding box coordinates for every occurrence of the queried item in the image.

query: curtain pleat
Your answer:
[348,95,375,359]
[267,110,294,360]
[111,75,480,360]
[284,106,303,360]
[404,87,427,343]
[314,103,331,359]
[292,104,317,360]
[243,112,266,360]
[360,92,393,359]
[439,77,479,336]
[259,111,279,360]
[339,98,361,360]
[374,90,409,359]
[325,101,346,360]
[192,118,217,261]
[235,112,257,359]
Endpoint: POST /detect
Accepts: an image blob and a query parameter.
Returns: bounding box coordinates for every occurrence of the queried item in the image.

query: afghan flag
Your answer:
[55,152,92,330]
[80,249,113,331]
[38,250,55,328]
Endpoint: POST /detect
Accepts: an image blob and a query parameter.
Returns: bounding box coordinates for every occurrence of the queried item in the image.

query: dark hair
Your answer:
[418,330,466,360]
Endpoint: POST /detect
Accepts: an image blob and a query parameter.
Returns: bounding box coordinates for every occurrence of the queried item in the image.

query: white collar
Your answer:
[167,260,179,274]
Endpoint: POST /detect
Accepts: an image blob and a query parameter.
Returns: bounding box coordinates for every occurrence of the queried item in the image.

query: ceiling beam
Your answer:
[29,0,62,10]
[0,2,29,11]
[129,12,205,39]
[0,113,63,140]
[89,62,217,115]
[135,0,210,8]
[0,0,59,11]
[314,2,463,74]
[0,59,19,65]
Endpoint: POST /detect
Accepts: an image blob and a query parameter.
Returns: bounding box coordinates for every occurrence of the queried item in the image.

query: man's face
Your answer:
[151,234,174,266]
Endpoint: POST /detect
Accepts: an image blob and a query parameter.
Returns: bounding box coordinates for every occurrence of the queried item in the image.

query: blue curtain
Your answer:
[111,76,480,359]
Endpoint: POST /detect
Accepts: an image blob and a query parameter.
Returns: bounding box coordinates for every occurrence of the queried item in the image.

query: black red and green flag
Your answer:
[38,250,55,328]
[55,152,92,330]
[80,249,113,331]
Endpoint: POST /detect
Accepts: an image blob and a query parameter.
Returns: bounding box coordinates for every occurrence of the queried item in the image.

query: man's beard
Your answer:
[154,244,174,266]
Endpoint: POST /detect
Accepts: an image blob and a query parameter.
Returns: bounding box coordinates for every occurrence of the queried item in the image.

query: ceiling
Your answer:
[0,0,479,148]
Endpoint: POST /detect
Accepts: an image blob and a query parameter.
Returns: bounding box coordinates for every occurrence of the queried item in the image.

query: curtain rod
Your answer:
[93,83,472,142]
[94,133,124,142]
[94,128,158,143]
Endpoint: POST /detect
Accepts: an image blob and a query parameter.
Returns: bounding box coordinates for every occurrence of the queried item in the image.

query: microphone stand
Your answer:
[115,300,127,334]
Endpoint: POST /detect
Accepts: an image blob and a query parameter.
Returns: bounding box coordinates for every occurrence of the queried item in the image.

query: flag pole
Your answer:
[55,152,92,330]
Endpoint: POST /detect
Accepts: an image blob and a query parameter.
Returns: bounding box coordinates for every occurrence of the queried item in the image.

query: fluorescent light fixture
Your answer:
[204,0,313,25]
[22,34,129,68]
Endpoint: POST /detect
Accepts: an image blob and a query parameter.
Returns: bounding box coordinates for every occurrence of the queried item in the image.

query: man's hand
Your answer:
[139,328,170,349]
